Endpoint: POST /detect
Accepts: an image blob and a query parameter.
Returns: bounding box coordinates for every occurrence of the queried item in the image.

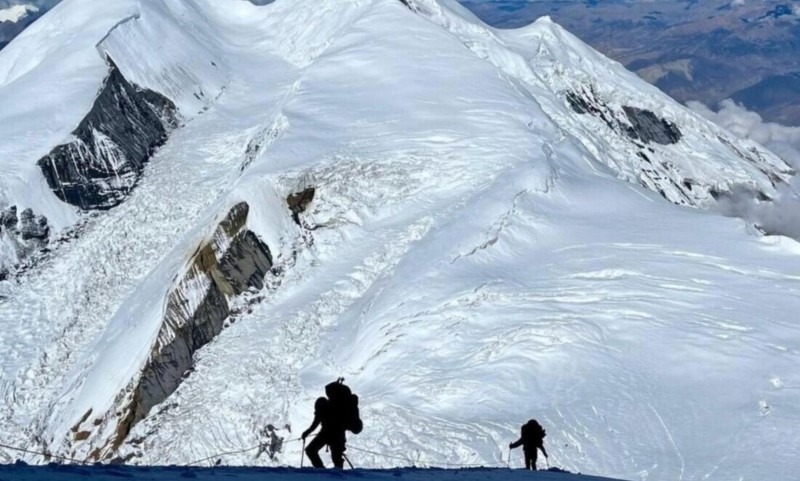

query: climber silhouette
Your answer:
[509,419,548,470]
[302,378,363,469]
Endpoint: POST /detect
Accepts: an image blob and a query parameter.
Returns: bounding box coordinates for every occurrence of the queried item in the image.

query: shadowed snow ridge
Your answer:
[0,466,625,481]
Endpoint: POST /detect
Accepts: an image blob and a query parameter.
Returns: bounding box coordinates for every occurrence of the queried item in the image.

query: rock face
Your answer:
[0,205,50,275]
[37,58,178,211]
[286,187,315,226]
[0,205,18,230]
[563,86,778,207]
[106,202,272,453]
[566,90,682,146]
[622,106,682,145]
[18,208,50,241]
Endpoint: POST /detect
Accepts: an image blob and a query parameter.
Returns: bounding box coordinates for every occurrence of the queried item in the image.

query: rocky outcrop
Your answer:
[566,89,682,145]
[96,202,272,454]
[622,106,682,145]
[18,208,50,241]
[37,58,178,211]
[0,205,50,276]
[0,205,18,231]
[287,187,316,226]
[564,87,715,205]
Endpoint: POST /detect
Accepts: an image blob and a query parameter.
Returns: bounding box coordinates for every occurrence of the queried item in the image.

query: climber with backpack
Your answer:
[509,419,548,470]
[302,378,363,469]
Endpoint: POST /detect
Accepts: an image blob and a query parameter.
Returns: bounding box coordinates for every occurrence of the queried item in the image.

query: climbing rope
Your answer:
[184,437,304,466]
[1,438,513,471]
[345,445,508,468]
[0,442,89,465]
[184,445,260,467]
[345,445,414,465]
[183,439,509,470]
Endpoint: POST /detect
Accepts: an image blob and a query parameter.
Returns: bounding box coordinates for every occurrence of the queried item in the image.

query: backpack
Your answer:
[521,419,546,442]
[325,378,363,435]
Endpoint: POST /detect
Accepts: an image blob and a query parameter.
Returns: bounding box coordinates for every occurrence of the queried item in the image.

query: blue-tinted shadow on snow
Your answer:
[0,464,627,481]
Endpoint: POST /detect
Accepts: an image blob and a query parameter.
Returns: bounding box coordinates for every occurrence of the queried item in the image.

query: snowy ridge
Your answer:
[0,0,798,480]
[44,183,293,460]
[0,0,140,229]
[96,0,227,116]
[404,0,792,206]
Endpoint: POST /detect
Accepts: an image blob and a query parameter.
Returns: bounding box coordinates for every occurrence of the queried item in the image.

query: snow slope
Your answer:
[0,1,798,481]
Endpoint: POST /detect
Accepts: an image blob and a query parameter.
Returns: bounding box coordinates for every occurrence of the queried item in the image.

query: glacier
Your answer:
[0,0,798,480]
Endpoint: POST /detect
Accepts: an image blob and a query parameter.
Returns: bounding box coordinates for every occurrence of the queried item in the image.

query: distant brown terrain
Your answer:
[462,0,800,125]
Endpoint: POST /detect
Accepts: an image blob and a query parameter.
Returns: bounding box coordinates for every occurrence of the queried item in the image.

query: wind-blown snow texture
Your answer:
[0,1,798,480]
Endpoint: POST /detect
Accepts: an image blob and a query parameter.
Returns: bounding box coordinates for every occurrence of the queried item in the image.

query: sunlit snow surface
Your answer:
[0,1,798,481]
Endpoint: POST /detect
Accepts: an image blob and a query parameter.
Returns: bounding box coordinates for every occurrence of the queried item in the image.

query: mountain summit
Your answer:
[0,1,798,480]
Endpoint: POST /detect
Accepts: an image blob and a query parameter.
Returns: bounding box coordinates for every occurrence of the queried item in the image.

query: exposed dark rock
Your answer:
[37,58,178,211]
[622,106,682,145]
[1,205,17,230]
[0,205,50,277]
[102,202,273,453]
[287,187,315,225]
[18,208,49,241]
[218,231,273,294]
[567,89,681,145]
[140,90,180,130]
[564,88,731,206]
[566,91,596,115]
[131,279,230,429]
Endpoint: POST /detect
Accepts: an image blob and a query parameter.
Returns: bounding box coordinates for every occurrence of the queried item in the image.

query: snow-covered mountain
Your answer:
[0,0,798,480]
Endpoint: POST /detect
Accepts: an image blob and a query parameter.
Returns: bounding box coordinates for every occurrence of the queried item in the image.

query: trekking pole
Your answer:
[506,449,511,469]
[343,453,355,470]
[300,438,306,468]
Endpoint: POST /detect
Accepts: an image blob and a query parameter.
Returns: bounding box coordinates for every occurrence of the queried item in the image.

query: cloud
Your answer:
[688,99,800,241]
[688,99,800,169]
